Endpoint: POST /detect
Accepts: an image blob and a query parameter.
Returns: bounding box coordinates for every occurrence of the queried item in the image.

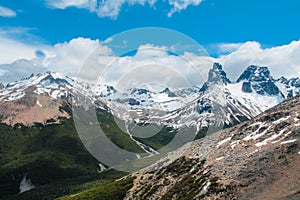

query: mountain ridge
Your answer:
[124,94,300,200]
[1,63,299,129]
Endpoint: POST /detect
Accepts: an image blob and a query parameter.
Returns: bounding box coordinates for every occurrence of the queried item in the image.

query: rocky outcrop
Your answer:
[237,65,281,96]
[126,95,300,200]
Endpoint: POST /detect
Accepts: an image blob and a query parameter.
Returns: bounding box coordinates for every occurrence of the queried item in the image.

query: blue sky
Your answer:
[1,0,299,48]
[0,0,300,84]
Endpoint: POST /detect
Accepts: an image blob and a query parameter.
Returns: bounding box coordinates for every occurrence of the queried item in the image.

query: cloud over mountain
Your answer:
[0,35,300,88]
[217,40,300,80]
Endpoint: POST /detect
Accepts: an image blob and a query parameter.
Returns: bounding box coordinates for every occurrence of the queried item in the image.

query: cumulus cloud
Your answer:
[0,28,52,64]
[0,6,16,18]
[44,37,112,76]
[0,36,112,83]
[0,37,40,64]
[217,40,300,81]
[210,43,244,55]
[0,58,47,84]
[95,44,212,91]
[45,0,203,19]
[1,35,300,90]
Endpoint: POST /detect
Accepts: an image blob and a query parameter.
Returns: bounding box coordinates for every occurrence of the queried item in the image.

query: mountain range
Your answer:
[0,63,299,199]
[0,63,299,130]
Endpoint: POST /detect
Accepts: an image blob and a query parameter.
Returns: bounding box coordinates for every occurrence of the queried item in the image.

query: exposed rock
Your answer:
[126,95,300,200]
[237,65,271,82]
[241,81,252,93]
[205,63,231,86]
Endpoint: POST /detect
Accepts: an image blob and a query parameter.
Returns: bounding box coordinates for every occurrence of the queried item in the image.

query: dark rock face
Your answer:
[39,73,70,87]
[237,65,281,96]
[128,98,140,106]
[242,81,252,93]
[106,85,116,93]
[289,78,300,88]
[160,88,176,97]
[278,76,288,84]
[200,63,231,92]
[258,80,280,95]
[199,82,209,93]
[131,88,149,95]
[207,63,231,85]
[237,65,271,82]
[276,77,300,98]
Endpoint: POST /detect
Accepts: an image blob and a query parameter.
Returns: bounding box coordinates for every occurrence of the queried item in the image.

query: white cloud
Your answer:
[214,43,244,54]
[45,0,203,19]
[44,37,112,76]
[0,28,52,64]
[0,28,52,83]
[0,58,47,84]
[0,37,39,64]
[167,0,202,17]
[97,0,157,19]
[95,44,212,91]
[217,40,300,81]
[46,0,97,11]
[0,36,112,83]
[0,6,16,18]
[1,34,300,90]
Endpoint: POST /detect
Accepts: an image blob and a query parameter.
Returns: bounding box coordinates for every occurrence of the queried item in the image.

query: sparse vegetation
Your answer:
[57,176,135,200]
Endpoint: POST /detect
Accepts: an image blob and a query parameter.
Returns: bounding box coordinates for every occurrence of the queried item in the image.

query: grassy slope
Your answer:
[0,106,212,200]
[0,108,137,199]
[57,176,135,200]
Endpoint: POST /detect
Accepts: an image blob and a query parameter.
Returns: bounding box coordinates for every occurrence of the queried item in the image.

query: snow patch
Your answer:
[280,139,297,145]
[230,140,240,149]
[227,82,283,114]
[200,181,211,195]
[189,166,195,173]
[217,137,231,148]
[243,124,269,141]
[19,176,35,193]
[272,116,290,124]
[216,156,224,161]
[36,100,43,107]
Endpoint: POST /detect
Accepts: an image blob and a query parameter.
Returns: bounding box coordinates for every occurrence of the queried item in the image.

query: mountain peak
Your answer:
[237,65,272,82]
[237,65,281,96]
[200,63,231,92]
[277,76,288,84]
[160,87,176,97]
[288,77,300,87]
[207,63,231,84]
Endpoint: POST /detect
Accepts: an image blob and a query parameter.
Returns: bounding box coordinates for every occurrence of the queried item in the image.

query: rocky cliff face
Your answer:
[237,65,281,96]
[125,95,300,200]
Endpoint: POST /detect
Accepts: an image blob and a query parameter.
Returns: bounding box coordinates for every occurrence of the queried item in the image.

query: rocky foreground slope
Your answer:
[125,95,300,200]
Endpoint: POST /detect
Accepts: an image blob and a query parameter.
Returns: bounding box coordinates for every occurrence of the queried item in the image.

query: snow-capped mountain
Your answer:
[237,65,281,96]
[79,63,299,134]
[275,76,300,98]
[0,72,88,126]
[0,63,299,131]
[0,72,74,101]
